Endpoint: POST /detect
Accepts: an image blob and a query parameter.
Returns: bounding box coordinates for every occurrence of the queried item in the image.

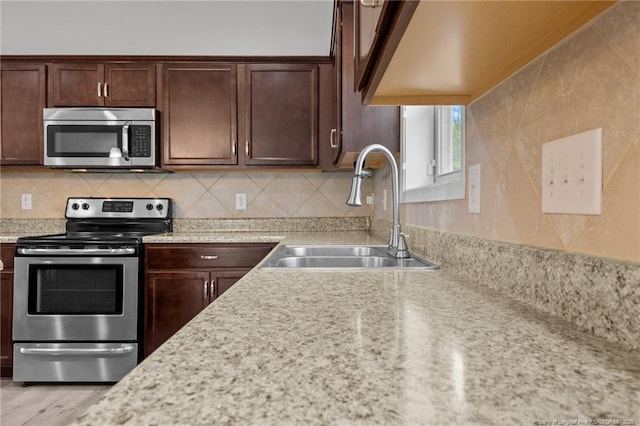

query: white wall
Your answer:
[0,0,334,56]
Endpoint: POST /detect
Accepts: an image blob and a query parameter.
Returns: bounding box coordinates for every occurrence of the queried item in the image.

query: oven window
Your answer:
[28,265,124,315]
[47,125,121,157]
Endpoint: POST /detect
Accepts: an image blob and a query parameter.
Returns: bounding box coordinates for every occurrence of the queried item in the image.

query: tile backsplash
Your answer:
[0,171,370,219]
[374,1,640,263]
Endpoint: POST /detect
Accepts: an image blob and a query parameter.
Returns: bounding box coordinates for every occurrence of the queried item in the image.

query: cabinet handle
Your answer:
[210,279,216,300]
[103,82,109,98]
[97,82,102,98]
[232,140,236,156]
[200,255,219,260]
[330,128,338,149]
[245,141,250,156]
[360,0,381,7]
[204,280,209,298]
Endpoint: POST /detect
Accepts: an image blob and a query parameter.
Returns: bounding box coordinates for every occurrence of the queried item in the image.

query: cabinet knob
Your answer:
[103,82,109,98]
[245,141,250,156]
[204,280,209,298]
[97,82,102,98]
[232,140,237,156]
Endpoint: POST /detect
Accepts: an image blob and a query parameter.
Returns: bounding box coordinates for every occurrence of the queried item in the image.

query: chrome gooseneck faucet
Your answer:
[346,144,410,259]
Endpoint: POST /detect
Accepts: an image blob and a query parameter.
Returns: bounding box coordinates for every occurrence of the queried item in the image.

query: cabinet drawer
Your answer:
[146,243,275,269]
[0,244,15,270]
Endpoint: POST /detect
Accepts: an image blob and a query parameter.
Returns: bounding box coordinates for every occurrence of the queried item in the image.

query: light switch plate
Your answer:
[468,164,480,214]
[21,193,32,210]
[541,128,602,215]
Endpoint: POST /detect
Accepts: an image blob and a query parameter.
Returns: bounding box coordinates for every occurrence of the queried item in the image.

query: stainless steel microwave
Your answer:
[44,108,158,170]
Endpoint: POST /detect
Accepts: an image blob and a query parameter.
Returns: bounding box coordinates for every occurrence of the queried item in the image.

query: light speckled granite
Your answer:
[0,218,66,236]
[72,241,639,425]
[173,217,370,233]
[372,219,640,351]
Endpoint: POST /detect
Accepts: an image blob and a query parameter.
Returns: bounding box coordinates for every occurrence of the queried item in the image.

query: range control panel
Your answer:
[66,197,171,219]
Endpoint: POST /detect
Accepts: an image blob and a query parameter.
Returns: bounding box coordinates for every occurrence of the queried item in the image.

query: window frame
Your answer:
[400,105,465,203]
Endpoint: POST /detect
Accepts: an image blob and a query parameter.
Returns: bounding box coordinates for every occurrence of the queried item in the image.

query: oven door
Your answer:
[13,255,139,342]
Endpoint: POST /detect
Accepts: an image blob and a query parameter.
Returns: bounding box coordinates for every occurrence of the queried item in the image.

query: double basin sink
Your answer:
[261,244,438,270]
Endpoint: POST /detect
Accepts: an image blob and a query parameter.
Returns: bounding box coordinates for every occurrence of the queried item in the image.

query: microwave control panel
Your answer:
[130,125,152,158]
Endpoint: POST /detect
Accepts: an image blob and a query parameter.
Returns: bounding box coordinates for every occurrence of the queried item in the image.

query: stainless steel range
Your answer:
[12,197,172,383]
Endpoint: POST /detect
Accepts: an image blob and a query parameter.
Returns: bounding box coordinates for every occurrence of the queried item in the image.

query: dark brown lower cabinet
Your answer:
[144,243,275,357]
[1,244,15,377]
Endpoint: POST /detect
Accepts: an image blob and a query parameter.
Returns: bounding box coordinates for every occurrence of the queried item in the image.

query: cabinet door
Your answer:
[51,63,104,106]
[340,3,399,156]
[104,63,155,107]
[213,270,250,298]
[145,271,210,356]
[242,64,318,166]
[0,271,13,377]
[0,64,46,165]
[162,63,238,166]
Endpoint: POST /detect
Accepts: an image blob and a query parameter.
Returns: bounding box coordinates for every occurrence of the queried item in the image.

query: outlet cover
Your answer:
[21,193,32,210]
[235,193,247,210]
[468,164,480,214]
[541,128,602,215]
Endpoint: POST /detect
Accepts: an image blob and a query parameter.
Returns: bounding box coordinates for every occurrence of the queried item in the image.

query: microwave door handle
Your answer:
[122,122,131,161]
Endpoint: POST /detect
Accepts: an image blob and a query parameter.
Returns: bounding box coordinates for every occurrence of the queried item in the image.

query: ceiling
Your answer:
[0,0,335,56]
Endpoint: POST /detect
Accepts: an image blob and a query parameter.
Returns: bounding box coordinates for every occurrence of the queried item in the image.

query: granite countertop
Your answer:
[70,231,640,425]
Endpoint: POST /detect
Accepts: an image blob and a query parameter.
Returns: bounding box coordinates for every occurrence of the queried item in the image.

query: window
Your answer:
[400,105,465,203]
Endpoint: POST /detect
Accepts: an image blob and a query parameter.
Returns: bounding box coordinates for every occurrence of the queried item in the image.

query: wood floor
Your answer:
[0,378,110,426]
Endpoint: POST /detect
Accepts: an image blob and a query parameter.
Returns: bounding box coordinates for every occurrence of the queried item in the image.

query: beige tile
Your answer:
[466,89,511,175]
[153,174,207,217]
[183,192,230,219]
[138,173,169,192]
[209,173,262,217]
[262,173,315,216]
[240,191,287,218]
[248,172,277,189]
[493,149,562,249]
[594,1,640,75]
[302,171,332,189]
[191,172,223,191]
[41,174,95,215]
[570,144,640,261]
[516,25,639,194]
[296,192,353,217]
[94,174,156,198]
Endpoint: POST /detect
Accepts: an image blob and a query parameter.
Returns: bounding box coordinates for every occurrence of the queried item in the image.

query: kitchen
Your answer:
[1,0,639,425]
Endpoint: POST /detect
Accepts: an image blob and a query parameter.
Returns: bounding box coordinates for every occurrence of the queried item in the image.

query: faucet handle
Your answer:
[395,232,411,258]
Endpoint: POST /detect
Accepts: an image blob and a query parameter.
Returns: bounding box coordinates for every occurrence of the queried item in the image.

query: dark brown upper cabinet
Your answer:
[161,62,320,169]
[320,1,399,170]
[0,63,46,165]
[241,64,318,167]
[50,62,155,107]
[161,63,238,167]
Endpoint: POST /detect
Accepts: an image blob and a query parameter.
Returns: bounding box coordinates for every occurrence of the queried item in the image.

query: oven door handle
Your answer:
[19,345,136,356]
[16,247,136,256]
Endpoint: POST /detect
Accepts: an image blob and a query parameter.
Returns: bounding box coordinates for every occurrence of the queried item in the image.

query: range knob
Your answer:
[156,204,164,211]
[146,203,154,211]
[82,203,90,210]
[71,203,80,210]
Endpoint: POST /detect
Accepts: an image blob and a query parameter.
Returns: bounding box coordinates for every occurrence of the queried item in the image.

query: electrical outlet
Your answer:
[365,195,374,208]
[468,164,480,214]
[235,193,247,210]
[541,128,602,215]
[21,193,32,210]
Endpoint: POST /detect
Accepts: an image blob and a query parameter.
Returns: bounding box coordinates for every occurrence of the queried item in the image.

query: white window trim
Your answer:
[400,106,465,203]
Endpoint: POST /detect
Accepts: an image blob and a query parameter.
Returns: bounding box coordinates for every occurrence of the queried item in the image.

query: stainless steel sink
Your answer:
[260,245,439,270]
